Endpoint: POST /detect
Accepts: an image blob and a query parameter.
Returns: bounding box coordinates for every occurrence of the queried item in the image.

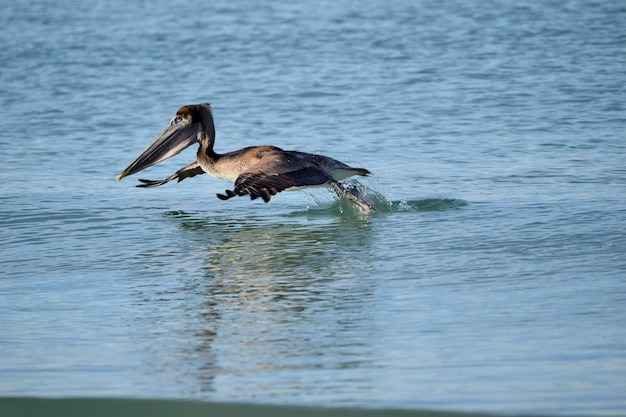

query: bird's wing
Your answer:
[136,161,205,188]
[217,151,332,202]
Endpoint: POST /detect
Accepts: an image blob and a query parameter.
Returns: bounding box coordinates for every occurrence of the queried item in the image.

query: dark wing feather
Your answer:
[217,166,332,203]
[136,161,205,188]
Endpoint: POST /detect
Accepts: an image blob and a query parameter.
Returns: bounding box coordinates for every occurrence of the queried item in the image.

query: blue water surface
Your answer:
[1,0,625,415]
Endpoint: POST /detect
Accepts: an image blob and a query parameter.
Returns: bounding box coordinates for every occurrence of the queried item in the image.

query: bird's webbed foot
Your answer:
[216,190,238,201]
[331,181,375,213]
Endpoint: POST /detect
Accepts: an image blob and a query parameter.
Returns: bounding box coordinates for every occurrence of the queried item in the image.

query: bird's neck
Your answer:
[197,105,221,163]
[197,135,221,165]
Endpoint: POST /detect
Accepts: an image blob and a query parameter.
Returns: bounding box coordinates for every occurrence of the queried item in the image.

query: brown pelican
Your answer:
[116,103,374,212]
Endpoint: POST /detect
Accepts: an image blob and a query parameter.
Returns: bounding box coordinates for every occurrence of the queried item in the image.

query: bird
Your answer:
[116,103,373,212]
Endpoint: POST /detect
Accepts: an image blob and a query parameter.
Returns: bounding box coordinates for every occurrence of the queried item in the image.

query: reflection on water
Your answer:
[123,196,467,400]
[178,214,372,279]
[144,211,378,401]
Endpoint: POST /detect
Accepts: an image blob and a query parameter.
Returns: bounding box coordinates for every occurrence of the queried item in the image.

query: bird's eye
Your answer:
[171,115,184,126]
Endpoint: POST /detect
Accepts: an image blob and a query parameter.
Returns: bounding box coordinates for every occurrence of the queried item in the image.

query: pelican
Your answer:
[116,103,373,212]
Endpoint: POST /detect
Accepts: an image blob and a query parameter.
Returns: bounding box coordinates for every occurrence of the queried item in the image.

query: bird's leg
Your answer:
[330,181,374,213]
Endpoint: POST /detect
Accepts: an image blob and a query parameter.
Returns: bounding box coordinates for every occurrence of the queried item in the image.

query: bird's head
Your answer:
[116,103,214,181]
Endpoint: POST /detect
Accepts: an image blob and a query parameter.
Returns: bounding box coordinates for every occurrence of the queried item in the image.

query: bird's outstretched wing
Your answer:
[217,152,333,202]
[136,161,205,188]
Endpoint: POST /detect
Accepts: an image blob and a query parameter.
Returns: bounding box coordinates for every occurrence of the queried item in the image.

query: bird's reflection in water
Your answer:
[168,210,378,400]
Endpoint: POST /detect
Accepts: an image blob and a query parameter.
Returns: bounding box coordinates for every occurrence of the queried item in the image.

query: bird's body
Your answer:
[117,103,373,211]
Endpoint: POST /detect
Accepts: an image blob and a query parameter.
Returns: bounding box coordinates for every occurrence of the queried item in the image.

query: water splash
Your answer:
[302,181,467,217]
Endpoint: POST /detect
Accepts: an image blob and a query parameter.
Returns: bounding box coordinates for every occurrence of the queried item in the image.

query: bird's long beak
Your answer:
[116,120,200,181]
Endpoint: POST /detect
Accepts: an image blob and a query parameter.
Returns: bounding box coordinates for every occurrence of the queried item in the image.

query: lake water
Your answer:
[1,0,625,415]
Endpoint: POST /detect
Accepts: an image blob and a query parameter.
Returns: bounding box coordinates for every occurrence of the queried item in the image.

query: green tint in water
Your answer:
[0,398,508,417]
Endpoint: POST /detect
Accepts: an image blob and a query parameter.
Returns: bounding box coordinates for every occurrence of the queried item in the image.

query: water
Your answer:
[1,0,625,415]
